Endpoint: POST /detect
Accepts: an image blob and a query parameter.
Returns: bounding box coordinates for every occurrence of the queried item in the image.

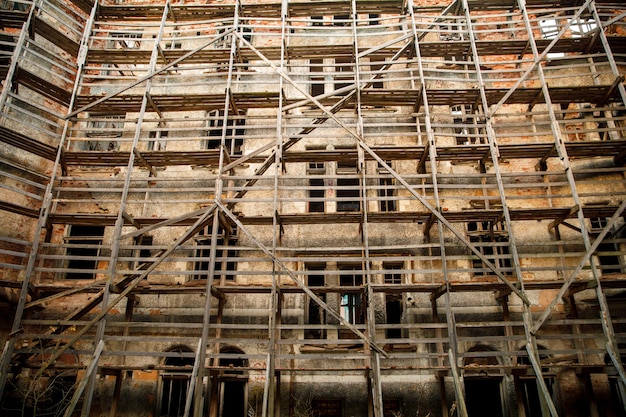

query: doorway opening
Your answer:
[215,346,248,417]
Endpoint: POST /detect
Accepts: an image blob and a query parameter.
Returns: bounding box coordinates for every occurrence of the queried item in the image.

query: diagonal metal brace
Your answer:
[234,31,529,305]
[531,198,626,334]
[215,201,389,358]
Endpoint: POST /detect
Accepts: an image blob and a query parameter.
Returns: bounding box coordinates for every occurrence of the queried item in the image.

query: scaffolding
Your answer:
[0,0,625,416]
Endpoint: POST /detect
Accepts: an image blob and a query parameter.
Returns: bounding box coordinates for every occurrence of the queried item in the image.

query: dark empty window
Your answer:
[308,162,325,213]
[384,262,403,339]
[467,221,511,276]
[378,161,396,212]
[311,16,323,26]
[517,377,557,417]
[310,59,325,97]
[164,41,182,50]
[465,377,503,417]
[336,159,360,212]
[204,110,245,155]
[132,234,153,269]
[194,226,237,281]
[306,264,326,339]
[334,57,353,95]
[370,59,385,89]
[383,399,402,417]
[590,217,622,274]
[379,177,396,212]
[333,15,350,26]
[148,130,168,151]
[65,225,105,279]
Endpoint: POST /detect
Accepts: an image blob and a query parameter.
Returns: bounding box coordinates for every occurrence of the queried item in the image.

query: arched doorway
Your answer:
[158,345,195,417]
[463,344,504,417]
[212,345,248,417]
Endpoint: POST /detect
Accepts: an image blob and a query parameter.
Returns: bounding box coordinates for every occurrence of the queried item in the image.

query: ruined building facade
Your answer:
[0,0,625,416]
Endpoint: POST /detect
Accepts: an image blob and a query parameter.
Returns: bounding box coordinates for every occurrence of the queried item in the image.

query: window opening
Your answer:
[515,349,558,417]
[378,160,396,212]
[439,18,464,41]
[384,262,403,340]
[590,217,622,274]
[308,162,325,213]
[204,110,245,156]
[311,15,323,26]
[214,25,231,49]
[305,263,326,339]
[339,265,364,339]
[467,221,511,276]
[336,159,360,212]
[193,226,238,281]
[65,225,104,279]
[333,15,350,26]
[164,41,182,50]
[517,376,558,417]
[607,377,626,417]
[86,114,125,151]
[369,58,385,90]
[570,17,597,38]
[334,56,353,95]
[539,19,565,58]
[465,377,503,417]
[148,130,168,151]
[132,234,153,269]
[594,112,610,141]
[310,58,325,97]
[369,14,380,26]
[217,347,248,417]
[110,31,141,49]
[383,399,402,417]
[452,105,484,145]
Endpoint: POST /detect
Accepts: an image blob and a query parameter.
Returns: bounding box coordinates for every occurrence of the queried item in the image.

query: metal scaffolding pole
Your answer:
[262,0,288,415]
[461,1,558,415]
[406,0,463,414]
[349,1,383,415]
[80,3,172,414]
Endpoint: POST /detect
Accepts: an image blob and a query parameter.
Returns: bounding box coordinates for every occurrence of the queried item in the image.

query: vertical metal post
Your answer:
[460,0,557,415]
[263,0,288,415]
[184,339,205,417]
[202,1,241,416]
[406,1,462,412]
[349,0,383,415]
[448,349,468,417]
[81,2,172,414]
[62,340,105,417]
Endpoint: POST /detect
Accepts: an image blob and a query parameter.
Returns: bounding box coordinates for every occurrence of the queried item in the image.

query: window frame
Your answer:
[64,225,105,280]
